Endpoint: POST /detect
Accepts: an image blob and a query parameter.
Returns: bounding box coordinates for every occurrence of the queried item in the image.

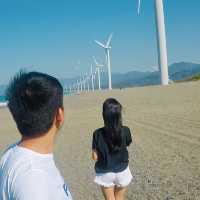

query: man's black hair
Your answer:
[6,71,63,137]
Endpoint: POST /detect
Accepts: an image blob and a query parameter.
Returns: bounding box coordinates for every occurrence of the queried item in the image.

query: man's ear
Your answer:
[55,107,64,129]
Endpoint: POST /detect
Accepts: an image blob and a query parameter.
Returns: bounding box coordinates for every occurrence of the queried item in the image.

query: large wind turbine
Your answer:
[95,33,113,90]
[93,56,104,90]
[138,0,169,85]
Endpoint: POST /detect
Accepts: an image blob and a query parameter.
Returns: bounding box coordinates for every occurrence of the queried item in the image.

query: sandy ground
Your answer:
[0,81,200,200]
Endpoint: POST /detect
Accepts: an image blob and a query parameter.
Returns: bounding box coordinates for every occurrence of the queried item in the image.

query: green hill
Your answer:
[185,74,200,81]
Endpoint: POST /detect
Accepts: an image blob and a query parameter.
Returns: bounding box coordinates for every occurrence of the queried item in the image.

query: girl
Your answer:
[92,98,133,200]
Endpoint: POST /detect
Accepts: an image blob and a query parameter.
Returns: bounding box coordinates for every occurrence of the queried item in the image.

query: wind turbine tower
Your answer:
[69,85,72,94]
[138,0,169,85]
[95,33,113,90]
[79,77,83,92]
[76,82,79,93]
[82,75,86,91]
[90,65,95,92]
[93,56,104,90]
[85,73,90,92]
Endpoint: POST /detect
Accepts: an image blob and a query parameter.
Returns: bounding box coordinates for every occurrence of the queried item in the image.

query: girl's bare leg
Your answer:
[101,186,115,200]
[114,187,127,200]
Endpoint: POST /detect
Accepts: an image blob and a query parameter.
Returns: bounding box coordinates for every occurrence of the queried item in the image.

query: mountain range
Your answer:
[60,62,200,89]
[1,62,200,95]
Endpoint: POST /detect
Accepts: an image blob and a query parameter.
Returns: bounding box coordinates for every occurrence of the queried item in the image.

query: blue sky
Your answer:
[0,0,199,84]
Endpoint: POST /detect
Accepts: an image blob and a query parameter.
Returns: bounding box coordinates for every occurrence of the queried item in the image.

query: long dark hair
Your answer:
[102,98,123,152]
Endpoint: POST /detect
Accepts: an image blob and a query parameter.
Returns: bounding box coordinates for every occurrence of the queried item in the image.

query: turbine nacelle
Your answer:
[94,33,113,49]
[93,56,104,68]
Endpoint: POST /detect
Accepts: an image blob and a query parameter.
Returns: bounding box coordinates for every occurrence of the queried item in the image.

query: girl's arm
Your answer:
[92,150,98,161]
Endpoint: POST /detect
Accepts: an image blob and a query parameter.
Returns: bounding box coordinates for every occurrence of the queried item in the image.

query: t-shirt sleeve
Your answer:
[125,127,132,146]
[92,131,98,150]
[12,170,60,200]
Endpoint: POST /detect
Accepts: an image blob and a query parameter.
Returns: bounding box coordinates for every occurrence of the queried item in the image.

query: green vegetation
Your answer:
[186,74,200,82]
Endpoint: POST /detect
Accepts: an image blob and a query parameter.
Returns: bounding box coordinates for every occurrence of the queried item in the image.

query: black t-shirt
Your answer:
[92,126,132,173]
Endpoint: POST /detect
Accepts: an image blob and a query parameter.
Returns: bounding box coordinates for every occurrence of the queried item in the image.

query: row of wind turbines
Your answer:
[65,0,169,95]
[66,33,113,95]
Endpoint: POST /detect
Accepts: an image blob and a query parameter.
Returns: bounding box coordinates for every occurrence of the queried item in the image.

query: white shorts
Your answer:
[94,166,133,188]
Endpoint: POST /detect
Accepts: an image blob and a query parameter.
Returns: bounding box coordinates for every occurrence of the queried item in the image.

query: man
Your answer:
[0,71,72,200]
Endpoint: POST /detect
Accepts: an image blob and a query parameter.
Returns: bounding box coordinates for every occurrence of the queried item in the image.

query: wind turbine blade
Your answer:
[137,0,141,15]
[106,33,113,47]
[94,40,106,48]
[93,56,98,65]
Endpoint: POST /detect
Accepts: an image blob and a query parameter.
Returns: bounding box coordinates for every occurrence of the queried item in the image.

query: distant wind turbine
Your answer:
[93,56,104,90]
[95,33,113,90]
[85,73,90,92]
[69,85,72,94]
[90,65,95,92]
[77,80,80,93]
[79,77,83,92]
[73,83,76,93]
[137,0,169,85]
[82,75,86,91]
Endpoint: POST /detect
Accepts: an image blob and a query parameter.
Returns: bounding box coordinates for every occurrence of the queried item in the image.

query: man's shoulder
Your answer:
[1,143,20,168]
[0,144,32,180]
[1,142,18,158]
[0,143,50,182]
[0,145,73,200]
[0,144,32,198]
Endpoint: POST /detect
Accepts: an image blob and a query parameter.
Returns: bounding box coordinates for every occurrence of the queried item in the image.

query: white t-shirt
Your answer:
[0,143,72,200]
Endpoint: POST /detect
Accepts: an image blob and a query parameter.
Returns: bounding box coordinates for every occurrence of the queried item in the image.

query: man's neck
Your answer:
[19,129,56,154]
